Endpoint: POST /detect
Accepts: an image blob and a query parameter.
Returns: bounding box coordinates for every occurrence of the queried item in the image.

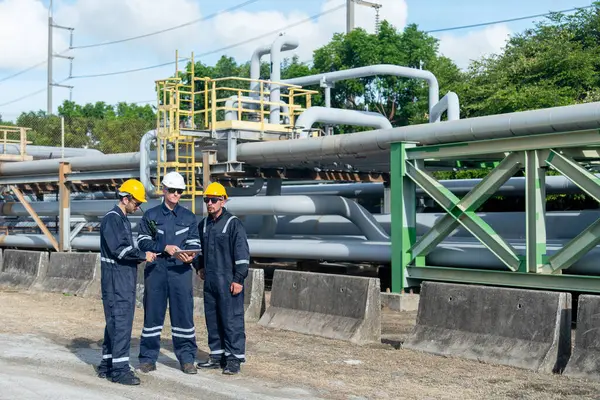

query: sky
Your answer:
[0,0,595,121]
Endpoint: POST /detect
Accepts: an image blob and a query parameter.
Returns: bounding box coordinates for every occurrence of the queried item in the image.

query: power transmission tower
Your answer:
[346,0,382,34]
[47,0,74,115]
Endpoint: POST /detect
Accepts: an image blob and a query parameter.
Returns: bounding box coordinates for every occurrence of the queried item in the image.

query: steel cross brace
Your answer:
[406,152,524,271]
[541,150,600,273]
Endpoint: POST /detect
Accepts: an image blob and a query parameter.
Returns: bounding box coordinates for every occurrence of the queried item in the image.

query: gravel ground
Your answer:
[1,290,600,399]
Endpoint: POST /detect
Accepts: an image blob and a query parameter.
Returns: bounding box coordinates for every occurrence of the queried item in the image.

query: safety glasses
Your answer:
[203,197,222,204]
[166,188,184,195]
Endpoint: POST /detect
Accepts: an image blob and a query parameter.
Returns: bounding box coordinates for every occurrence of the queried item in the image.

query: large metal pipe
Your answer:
[429,91,460,122]
[224,95,290,124]
[282,64,440,119]
[264,175,593,198]
[0,144,103,159]
[250,43,271,95]
[4,233,600,275]
[226,195,389,241]
[269,34,299,124]
[295,107,392,138]
[0,195,389,241]
[0,152,141,176]
[235,102,600,167]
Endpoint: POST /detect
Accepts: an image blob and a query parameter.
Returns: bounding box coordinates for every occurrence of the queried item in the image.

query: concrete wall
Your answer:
[193,268,266,322]
[259,270,381,344]
[0,250,48,290]
[403,282,572,373]
[564,295,600,379]
[32,252,101,298]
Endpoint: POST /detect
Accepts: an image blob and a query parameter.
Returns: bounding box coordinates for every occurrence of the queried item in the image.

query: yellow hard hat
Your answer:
[118,179,147,203]
[203,182,228,199]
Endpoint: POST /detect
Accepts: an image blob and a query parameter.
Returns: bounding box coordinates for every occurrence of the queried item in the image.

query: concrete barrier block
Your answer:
[0,250,49,290]
[381,292,419,312]
[244,268,265,322]
[564,295,600,379]
[32,252,101,298]
[258,270,381,344]
[193,268,265,322]
[403,282,571,373]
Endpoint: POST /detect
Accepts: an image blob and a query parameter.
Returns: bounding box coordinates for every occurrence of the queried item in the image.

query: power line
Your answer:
[0,60,47,85]
[71,0,260,49]
[0,78,70,108]
[426,5,594,33]
[70,3,345,80]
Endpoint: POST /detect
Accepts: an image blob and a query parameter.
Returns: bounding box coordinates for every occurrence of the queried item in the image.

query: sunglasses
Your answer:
[166,188,184,195]
[203,197,222,204]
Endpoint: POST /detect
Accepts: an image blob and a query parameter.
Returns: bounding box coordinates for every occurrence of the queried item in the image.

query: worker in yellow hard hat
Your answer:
[194,181,250,375]
[97,179,156,386]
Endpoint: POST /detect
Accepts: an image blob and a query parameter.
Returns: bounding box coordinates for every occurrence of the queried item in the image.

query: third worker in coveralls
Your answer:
[194,182,250,375]
[136,171,201,374]
[97,179,156,385]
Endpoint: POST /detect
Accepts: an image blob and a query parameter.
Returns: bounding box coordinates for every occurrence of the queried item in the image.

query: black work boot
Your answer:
[112,370,141,386]
[223,359,241,375]
[181,363,197,374]
[137,363,156,373]
[96,360,112,379]
[196,357,225,370]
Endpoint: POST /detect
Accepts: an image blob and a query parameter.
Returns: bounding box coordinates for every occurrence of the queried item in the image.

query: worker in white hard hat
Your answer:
[135,171,201,375]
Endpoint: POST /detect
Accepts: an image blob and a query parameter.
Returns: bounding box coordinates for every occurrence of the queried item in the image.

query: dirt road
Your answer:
[1,290,599,399]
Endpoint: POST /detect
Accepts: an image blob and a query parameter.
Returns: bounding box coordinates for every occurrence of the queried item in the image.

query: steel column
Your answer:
[525,150,546,273]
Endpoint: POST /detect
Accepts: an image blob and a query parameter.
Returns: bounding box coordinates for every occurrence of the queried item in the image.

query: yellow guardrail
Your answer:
[0,125,32,161]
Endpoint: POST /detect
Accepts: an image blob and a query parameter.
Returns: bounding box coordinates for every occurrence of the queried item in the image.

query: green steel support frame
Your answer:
[390,129,600,293]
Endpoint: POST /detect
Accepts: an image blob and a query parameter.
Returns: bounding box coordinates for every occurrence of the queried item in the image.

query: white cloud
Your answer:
[437,24,512,70]
[0,0,69,70]
[209,0,408,63]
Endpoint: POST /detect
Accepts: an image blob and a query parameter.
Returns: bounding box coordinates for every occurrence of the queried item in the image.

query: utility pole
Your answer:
[346,0,355,34]
[346,0,383,35]
[47,0,74,115]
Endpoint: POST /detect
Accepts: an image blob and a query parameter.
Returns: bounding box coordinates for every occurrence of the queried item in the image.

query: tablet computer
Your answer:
[173,249,201,255]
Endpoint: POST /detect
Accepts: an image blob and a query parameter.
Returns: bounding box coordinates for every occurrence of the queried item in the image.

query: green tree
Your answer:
[460,3,600,117]
[311,21,465,133]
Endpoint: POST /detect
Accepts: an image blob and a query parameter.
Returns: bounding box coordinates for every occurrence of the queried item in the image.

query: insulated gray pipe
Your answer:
[282,64,440,119]
[0,144,103,159]
[269,34,299,124]
[0,152,141,176]
[224,95,290,124]
[0,195,389,241]
[295,107,392,138]
[225,195,389,241]
[429,91,460,122]
[264,175,594,198]
[235,102,600,167]
[4,234,600,275]
[250,43,271,95]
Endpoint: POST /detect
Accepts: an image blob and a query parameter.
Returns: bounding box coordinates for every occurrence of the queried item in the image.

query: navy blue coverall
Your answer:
[136,202,201,366]
[99,205,148,380]
[195,209,250,363]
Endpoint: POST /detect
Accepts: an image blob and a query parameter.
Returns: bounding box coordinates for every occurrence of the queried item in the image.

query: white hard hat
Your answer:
[162,171,186,189]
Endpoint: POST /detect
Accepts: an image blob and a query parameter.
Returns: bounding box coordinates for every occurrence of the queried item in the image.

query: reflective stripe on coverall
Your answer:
[136,202,201,365]
[198,209,250,362]
[100,205,147,378]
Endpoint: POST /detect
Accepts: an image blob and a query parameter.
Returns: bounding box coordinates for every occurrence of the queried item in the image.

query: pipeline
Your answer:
[3,233,600,276]
[282,64,440,120]
[235,102,600,168]
[295,107,392,138]
[0,195,389,242]
[269,34,299,124]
